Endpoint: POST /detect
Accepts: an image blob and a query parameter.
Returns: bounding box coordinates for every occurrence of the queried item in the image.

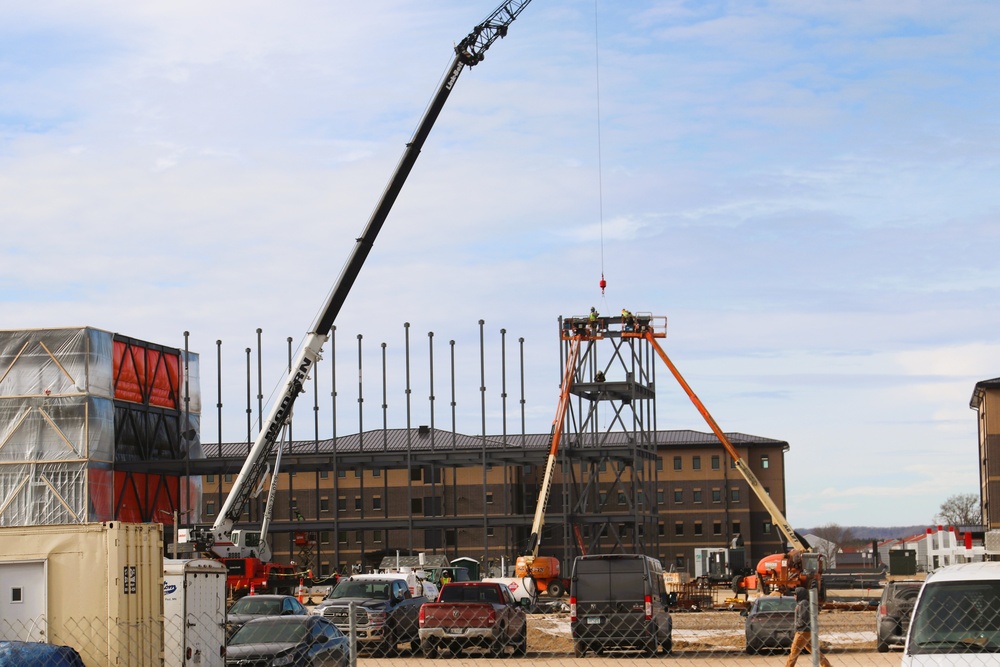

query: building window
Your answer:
[338,531,348,545]
[711,455,720,470]
[658,522,665,537]
[732,521,742,535]
[373,468,381,477]
[617,492,626,505]
[675,556,685,569]
[338,469,346,478]
[656,458,663,471]
[320,470,329,479]
[487,527,495,537]
[712,489,722,503]
[337,497,346,512]
[354,468,361,478]
[693,489,702,504]
[599,492,608,505]
[355,530,363,542]
[731,488,741,502]
[599,461,608,472]
[657,489,665,505]
[411,467,422,482]
[486,492,494,505]
[673,490,683,504]
[206,501,215,516]
[373,496,382,511]
[524,464,532,474]
[692,455,701,470]
[763,521,773,534]
[713,521,722,535]
[675,522,684,536]
[673,456,682,471]
[320,531,330,544]
[354,496,362,511]
[411,498,423,514]
[761,455,770,469]
[320,497,330,513]
[224,474,233,483]
[373,530,382,543]
[206,474,215,483]
[694,522,703,536]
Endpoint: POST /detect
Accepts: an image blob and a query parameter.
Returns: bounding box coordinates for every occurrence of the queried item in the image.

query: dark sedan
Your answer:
[227,594,309,639]
[226,616,348,667]
[742,595,796,653]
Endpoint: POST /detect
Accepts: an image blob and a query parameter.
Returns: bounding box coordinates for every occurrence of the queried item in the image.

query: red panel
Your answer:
[89,468,115,522]
[112,340,180,409]
[113,471,181,522]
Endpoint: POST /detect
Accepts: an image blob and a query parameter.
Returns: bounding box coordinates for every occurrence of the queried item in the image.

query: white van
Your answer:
[903,562,1000,666]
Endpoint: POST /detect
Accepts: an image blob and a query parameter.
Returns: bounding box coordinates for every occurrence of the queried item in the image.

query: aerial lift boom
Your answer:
[641,330,805,551]
[194,0,536,558]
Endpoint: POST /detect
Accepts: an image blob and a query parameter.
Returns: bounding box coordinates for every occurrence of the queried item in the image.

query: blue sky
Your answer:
[2,1,999,529]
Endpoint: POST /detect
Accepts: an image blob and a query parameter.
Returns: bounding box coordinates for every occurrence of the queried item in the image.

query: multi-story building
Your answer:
[971,377,1000,529]
[197,426,790,580]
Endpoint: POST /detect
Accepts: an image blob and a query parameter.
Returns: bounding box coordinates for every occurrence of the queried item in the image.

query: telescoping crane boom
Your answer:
[194,0,536,561]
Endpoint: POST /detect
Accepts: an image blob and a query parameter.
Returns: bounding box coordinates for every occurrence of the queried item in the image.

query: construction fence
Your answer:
[5,592,1000,667]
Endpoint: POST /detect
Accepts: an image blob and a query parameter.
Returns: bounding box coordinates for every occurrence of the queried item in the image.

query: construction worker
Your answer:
[440,569,452,585]
[622,308,635,332]
[785,587,832,667]
[588,307,600,335]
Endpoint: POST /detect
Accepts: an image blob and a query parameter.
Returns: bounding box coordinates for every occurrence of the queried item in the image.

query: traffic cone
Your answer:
[249,582,255,596]
[298,578,305,604]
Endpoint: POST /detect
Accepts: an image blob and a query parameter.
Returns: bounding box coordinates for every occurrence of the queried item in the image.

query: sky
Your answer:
[2,1,999,530]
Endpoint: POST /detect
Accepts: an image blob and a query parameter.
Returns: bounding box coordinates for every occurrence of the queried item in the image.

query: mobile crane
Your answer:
[188,0,535,595]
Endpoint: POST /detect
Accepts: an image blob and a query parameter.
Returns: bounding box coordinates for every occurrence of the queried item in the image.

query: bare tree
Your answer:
[808,524,854,563]
[936,493,982,526]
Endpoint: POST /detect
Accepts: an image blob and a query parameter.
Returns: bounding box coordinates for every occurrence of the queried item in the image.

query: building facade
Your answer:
[971,377,1000,530]
[197,427,790,580]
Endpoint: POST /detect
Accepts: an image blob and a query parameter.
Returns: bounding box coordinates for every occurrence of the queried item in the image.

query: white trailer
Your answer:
[163,558,227,667]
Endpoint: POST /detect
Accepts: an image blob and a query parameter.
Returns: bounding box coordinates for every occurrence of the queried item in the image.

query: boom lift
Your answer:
[516,335,582,598]
[637,327,821,595]
[188,0,535,594]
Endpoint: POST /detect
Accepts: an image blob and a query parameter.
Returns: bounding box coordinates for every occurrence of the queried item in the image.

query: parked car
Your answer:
[225,616,348,667]
[312,574,430,655]
[876,579,923,652]
[742,594,796,653]
[903,562,1000,666]
[226,593,309,639]
[569,554,673,657]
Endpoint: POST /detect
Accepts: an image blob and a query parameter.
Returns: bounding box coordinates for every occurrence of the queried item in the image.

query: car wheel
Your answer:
[489,631,506,658]
[662,634,672,654]
[574,641,587,658]
[746,640,761,655]
[513,626,528,657]
[547,580,564,598]
[421,640,438,659]
[877,638,890,653]
[644,634,658,657]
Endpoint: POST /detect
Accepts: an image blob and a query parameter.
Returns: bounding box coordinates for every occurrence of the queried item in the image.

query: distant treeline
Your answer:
[802,526,928,543]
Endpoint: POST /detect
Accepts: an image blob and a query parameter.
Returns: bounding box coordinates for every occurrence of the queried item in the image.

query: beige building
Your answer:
[198,427,790,580]
[971,377,1000,530]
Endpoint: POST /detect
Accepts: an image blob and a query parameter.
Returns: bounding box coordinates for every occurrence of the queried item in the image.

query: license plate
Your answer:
[586,616,602,625]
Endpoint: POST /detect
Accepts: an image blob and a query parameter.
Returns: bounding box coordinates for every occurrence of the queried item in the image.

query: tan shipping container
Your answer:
[0,522,164,666]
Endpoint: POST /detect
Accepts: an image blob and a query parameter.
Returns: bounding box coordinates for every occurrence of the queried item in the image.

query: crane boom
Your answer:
[642,330,806,551]
[201,0,536,552]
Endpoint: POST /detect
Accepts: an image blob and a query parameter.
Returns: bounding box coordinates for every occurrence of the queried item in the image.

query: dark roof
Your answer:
[202,427,787,458]
[970,377,1000,409]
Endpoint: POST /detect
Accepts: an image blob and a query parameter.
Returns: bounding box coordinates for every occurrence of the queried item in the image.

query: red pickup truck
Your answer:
[418,581,529,658]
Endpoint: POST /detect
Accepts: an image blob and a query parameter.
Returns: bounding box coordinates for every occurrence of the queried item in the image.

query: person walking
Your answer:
[785,586,832,667]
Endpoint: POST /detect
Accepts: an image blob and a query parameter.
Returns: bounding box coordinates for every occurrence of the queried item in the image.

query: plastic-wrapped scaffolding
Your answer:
[0,327,202,526]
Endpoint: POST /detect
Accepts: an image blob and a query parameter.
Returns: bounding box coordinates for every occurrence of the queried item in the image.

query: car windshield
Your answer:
[438,586,501,604]
[230,619,309,646]
[909,581,1000,654]
[756,598,795,613]
[328,581,390,600]
[229,598,281,615]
